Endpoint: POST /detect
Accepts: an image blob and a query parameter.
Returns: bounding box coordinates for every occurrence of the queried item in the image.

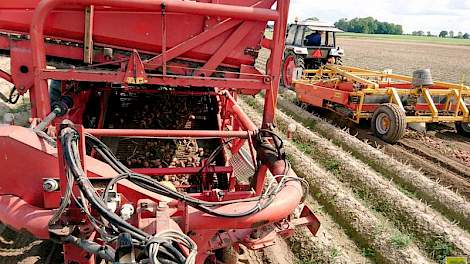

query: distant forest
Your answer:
[334,17,403,35]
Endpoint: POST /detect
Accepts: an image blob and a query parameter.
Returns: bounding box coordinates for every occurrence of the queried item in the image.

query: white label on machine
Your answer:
[292,67,303,82]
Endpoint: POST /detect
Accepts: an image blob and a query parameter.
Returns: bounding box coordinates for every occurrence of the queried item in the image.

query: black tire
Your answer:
[371,103,406,144]
[455,122,470,137]
[281,50,304,89]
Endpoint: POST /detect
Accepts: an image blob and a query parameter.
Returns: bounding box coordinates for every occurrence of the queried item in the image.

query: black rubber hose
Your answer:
[157,258,180,264]
[8,87,19,104]
[157,247,182,264]
[65,131,187,261]
[91,138,261,207]
[48,171,73,225]
[85,133,130,173]
[64,235,115,261]
[85,131,280,217]
[62,129,199,263]
[62,131,148,241]
[161,242,186,264]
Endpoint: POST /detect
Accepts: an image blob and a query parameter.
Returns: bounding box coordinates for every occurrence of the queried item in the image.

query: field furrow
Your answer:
[244,95,470,261]
[240,99,432,264]
[274,94,470,230]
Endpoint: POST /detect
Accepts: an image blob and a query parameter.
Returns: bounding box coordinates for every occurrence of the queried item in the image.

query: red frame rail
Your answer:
[0,0,286,121]
[0,1,322,264]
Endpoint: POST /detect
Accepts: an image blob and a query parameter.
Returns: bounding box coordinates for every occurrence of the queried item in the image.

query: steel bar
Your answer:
[85,129,253,138]
[132,166,233,176]
[326,65,379,89]
[145,19,242,68]
[0,69,12,83]
[262,0,289,126]
[406,116,470,123]
[223,91,258,132]
[83,5,94,64]
[338,65,470,90]
[194,21,256,77]
[40,69,269,90]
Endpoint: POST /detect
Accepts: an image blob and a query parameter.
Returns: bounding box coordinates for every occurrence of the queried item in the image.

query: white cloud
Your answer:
[288,0,470,34]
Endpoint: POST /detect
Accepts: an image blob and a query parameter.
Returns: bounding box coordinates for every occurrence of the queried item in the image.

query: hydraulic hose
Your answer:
[64,235,116,261]
[61,127,189,264]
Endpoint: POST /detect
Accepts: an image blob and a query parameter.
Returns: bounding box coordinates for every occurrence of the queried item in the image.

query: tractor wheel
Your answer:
[281,51,304,90]
[455,122,470,137]
[371,103,406,144]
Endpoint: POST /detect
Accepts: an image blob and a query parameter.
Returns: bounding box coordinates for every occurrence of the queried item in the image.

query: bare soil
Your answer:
[338,38,470,84]
[0,224,61,264]
[240,99,432,264]
[335,39,470,176]
[247,95,470,260]
[383,144,470,199]
[0,56,30,126]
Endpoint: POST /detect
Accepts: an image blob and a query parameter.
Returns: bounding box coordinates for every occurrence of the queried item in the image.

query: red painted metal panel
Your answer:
[295,83,350,107]
[0,1,274,67]
[0,195,54,239]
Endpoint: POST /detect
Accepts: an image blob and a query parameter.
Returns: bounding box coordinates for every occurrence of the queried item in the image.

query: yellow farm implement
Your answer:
[293,65,470,143]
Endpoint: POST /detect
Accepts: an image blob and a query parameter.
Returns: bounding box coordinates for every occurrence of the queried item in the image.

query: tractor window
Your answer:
[304,28,326,47]
[326,32,335,47]
[286,25,297,45]
[303,27,315,46]
[294,25,305,46]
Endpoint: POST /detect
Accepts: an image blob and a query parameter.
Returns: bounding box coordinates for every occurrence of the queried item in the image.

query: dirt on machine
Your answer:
[0,1,319,263]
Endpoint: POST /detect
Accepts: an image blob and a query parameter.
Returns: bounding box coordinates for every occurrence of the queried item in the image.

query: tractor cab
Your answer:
[282,19,344,88]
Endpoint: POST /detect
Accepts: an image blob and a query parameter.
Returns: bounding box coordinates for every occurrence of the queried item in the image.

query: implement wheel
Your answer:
[371,103,406,144]
[281,51,304,90]
[456,122,470,137]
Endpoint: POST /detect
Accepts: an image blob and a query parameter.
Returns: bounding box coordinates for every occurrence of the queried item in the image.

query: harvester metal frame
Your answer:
[0,1,320,263]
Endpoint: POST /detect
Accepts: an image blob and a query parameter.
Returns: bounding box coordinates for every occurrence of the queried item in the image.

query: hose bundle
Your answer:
[56,123,306,263]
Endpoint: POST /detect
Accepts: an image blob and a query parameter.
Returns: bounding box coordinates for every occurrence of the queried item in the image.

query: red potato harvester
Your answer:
[0,1,319,263]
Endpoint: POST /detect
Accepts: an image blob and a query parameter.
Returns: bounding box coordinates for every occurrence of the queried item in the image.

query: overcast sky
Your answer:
[288,0,470,34]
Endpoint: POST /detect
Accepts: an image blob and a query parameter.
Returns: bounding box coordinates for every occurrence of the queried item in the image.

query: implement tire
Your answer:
[281,51,304,90]
[456,122,470,137]
[371,103,406,144]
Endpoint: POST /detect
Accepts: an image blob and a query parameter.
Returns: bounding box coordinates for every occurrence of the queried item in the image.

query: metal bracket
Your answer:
[84,5,94,64]
[290,204,321,236]
[124,50,148,85]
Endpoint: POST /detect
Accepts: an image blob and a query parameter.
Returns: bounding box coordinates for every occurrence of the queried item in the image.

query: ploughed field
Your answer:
[2,36,470,263]
[249,37,470,263]
[337,37,470,85]
[315,37,470,199]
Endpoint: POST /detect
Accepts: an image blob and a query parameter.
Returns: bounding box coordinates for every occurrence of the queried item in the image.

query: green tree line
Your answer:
[335,17,403,35]
[410,30,469,38]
